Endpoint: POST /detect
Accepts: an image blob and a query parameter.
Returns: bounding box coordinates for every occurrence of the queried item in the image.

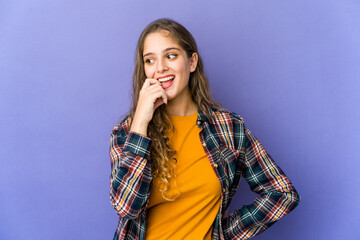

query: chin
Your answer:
[165,89,176,99]
[166,94,176,101]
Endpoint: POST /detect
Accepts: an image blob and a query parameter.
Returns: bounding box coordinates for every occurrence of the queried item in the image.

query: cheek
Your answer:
[144,66,153,78]
[178,59,191,73]
[172,63,186,75]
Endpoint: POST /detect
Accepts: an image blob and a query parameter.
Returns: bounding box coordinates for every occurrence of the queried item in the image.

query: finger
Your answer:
[152,89,167,105]
[148,85,167,98]
[143,78,161,88]
[147,82,164,91]
[154,97,165,110]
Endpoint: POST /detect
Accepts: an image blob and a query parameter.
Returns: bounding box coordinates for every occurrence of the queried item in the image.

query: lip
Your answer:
[157,74,175,80]
[162,78,175,89]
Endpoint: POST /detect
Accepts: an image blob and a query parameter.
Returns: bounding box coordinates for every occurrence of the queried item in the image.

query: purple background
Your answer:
[1,1,359,239]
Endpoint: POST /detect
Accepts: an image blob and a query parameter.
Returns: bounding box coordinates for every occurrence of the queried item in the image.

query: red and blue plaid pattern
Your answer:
[109,105,300,239]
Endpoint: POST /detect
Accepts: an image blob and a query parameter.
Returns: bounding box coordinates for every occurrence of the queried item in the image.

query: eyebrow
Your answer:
[143,47,181,58]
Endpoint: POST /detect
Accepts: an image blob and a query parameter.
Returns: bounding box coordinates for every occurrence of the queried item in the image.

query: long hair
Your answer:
[129,18,221,201]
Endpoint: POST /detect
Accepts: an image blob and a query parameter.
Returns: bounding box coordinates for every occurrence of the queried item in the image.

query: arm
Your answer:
[222,124,301,239]
[109,116,153,220]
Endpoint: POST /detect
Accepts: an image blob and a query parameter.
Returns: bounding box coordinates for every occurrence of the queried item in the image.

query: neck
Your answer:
[165,89,197,116]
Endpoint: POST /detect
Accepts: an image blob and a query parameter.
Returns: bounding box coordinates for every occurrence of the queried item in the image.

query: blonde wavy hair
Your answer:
[129,18,222,201]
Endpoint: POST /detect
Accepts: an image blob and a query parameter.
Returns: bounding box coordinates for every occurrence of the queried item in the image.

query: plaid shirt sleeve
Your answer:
[109,116,153,220]
[222,120,301,239]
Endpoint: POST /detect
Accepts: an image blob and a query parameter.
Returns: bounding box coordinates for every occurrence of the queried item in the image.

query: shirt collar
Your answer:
[197,104,216,125]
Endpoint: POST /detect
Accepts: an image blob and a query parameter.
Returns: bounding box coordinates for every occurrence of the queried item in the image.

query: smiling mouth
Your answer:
[158,75,175,82]
[157,75,175,89]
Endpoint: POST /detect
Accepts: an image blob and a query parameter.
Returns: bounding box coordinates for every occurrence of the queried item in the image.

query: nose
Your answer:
[156,58,168,73]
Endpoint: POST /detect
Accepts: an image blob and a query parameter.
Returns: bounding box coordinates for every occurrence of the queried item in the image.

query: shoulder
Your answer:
[207,106,248,149]
[210,106,245,126]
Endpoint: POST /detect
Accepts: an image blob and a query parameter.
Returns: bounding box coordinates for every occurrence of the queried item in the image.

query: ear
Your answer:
[189,52,198,73]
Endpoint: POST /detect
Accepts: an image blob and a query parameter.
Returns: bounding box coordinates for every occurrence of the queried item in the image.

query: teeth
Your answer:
[158,76,175,82]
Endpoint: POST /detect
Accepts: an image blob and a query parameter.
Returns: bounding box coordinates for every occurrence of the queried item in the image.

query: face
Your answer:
[142,31,198,102]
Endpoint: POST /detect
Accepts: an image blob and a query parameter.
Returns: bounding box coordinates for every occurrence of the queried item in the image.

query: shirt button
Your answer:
[213,163,218,168]
[202,142,206,147]
[223,188,226,193]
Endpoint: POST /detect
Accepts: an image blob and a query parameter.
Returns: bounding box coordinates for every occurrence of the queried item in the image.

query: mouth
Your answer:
[157,75,175,89]
[157,75,175,82]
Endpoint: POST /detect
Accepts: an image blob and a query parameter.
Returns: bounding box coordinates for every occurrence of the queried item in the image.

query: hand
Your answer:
[130,78,168,135]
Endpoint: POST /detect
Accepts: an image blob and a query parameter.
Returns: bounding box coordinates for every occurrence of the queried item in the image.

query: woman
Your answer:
[109,18,300,240]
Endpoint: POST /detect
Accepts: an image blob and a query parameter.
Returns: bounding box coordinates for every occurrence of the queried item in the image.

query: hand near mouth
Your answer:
[130,78,168,136]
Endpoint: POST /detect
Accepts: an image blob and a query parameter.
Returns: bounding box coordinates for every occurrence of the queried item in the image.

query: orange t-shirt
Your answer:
[145,112,221,239]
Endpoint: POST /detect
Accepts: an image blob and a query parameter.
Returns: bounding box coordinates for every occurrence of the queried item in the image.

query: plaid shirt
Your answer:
[109,105,300,240]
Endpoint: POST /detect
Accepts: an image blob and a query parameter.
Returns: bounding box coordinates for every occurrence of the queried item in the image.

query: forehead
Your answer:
[143,31,182,53]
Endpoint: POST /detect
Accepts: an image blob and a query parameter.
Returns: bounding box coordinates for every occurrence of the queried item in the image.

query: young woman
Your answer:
[109,18,300,240]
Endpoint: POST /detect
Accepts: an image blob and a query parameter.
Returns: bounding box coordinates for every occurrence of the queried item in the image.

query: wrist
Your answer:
[130,117,149,136]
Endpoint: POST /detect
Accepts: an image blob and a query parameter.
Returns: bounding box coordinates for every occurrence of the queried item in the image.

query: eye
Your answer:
[167,54,177,59]
[144,58,154,64]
